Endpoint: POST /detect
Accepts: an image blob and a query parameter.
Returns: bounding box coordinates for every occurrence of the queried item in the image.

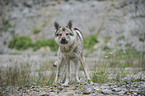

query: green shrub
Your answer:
[33,39,58,51]
[84,34,98,49]
[33,27,40,34]
[8,36,32,50]
[3,20,12,32]
[8,33,99,51]
[3,20,9,25]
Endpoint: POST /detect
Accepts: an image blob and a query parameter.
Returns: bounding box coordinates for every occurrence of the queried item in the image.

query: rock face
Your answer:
[0,0,145,52]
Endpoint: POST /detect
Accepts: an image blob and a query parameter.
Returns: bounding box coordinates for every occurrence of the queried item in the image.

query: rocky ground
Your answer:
[1,81,145,96]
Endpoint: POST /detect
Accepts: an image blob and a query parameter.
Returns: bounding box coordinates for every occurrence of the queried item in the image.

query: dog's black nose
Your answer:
[61,37,66,41]
[61,37,68,44]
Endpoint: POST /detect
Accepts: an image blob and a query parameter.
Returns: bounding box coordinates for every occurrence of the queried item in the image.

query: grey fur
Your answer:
[54,21,92,85]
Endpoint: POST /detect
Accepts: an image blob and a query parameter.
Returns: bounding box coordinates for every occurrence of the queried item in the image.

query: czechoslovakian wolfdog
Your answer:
[54,20,92,85]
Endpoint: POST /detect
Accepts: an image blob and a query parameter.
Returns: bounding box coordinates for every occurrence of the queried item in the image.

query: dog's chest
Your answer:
[61,46,78,59]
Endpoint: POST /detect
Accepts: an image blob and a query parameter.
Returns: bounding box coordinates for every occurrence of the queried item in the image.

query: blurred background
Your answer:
[0,0,145,95]
[0,0,145,53]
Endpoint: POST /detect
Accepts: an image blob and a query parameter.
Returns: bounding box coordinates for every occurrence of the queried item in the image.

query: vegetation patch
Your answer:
[8,36,32,50]
[139,37,145,42]
[2,19,12,32]
[0,63,56,87]
[33,27,40,34]
[102,45,111,51]
[0,63,31,86]
[103,48,144,69]
[3,20,9,25]
[84,34,98,49]
[117,35,125,41]
[8,33,99,51]
[92,71,109,84]
[33,39,58,51]
[9,52,22,55]
[91,46,145,85]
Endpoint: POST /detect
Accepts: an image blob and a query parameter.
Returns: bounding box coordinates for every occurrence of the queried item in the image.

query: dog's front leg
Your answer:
[55,58,64,83]
[63,60,70,85]
[74,60,80,82]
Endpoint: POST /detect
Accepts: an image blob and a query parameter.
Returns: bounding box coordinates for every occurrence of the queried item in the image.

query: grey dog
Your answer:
[54,20,92,85]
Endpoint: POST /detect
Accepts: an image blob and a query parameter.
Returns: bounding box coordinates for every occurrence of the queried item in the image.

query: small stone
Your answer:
[59,92,76,96]
[118,91,125,95]
[100,86,109,89]
[50,87,53,89]
[134,93,137,95]
[94,88,100,91]
[101,89,113,95]
[39,92,49,96]
[83,88,94,94]
[49,92,57,96]
[30,86,35,89]
[112,88,122,92]
[30,89,33,91]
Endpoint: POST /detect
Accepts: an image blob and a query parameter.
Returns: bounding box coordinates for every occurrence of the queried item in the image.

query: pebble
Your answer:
[83,88,93,94]
[112,88,122,92]
[39,92,49,96]
[118,91,125,95]
[101,89,113,95]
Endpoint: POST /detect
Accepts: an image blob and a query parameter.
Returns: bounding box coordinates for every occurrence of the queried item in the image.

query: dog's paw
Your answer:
[62,81,69,86]
[53,64,57,67]
[53,62,57,67]
[76,80,80,83]
[62,83,69,87]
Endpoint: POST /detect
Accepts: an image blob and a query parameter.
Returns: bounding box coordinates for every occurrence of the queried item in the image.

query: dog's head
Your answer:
[54,20,76,47]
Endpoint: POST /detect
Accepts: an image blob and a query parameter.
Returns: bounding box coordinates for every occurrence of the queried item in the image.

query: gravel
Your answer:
[0,81,145,96]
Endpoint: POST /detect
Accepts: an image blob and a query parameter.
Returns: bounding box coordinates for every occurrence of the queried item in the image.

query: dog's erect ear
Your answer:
[67,20,72,29]
[54,21,61,31]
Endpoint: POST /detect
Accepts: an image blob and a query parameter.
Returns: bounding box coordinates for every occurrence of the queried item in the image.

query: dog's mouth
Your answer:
[60,40,68,44]
[60,37,68,44]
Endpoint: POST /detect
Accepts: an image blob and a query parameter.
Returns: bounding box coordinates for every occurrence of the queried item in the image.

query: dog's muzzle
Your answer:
[61,37,68,44]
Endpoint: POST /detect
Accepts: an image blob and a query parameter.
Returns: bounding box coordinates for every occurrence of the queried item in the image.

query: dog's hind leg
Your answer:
[74,60,80,82]
[80,57,93,84]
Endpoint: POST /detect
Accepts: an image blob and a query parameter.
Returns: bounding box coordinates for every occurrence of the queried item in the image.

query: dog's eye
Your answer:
[66,33,69,36]
[59,34,62,36]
